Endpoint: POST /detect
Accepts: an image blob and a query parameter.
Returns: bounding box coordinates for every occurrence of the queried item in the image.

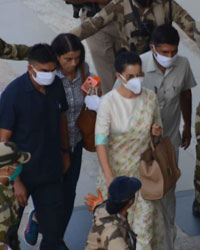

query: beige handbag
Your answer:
[139,136,181,200]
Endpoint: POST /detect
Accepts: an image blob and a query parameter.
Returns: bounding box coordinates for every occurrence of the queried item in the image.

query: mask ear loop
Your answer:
[119,74,127,83]
[30,65,37,77]
[152,45,158,57]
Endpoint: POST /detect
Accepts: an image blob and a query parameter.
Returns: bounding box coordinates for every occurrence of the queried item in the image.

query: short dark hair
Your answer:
[150,24,180,47]
[105,197,134,214]
[51,33,85,68]
[28,43,57,64]
[114,50,142,74]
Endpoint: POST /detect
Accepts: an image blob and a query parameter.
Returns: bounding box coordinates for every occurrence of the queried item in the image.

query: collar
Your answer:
[56,68,81,83]
[116,213,127,222]
[24,72,36,92]
[56,70,65,79]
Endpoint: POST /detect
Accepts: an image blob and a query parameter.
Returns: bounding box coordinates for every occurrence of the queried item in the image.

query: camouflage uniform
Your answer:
[194,102,200,207]
[0,38,30,60]
[0,183,20,250]
[86,202,137,250]
[80,3,121,94]
[0,243,12,250]
[71,0,200,54]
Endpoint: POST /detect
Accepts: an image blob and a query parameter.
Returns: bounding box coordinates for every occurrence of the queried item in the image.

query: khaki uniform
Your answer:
[0,243,11,250]
[81,4,121,94]
[71,0,200,56]
[86,202,136,250]
[0,183,20,250]
[0,38,30,60]
[194,102,200,206]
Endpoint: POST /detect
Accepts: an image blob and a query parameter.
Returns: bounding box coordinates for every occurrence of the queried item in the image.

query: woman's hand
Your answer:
[151,124,162,136]
[106,175,114,188]
[96,145,114,188]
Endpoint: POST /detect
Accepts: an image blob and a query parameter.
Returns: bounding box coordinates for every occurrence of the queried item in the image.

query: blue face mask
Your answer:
[9,164,23,181]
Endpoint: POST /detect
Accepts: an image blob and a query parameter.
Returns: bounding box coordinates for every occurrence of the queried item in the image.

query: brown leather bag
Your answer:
[77,107,96,152]
[139,136,181,200]
[76,64,97,152]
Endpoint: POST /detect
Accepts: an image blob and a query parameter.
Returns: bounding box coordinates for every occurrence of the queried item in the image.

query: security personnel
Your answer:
[193,102,200,217]
[0,37,30,60]
[65,0,121,94]
[0,141,31,250]
[86,176,141,250]
[70,0,200,91]
[0,44,69,250]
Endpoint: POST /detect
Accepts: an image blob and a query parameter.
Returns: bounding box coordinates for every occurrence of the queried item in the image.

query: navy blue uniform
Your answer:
[0,72,68,250]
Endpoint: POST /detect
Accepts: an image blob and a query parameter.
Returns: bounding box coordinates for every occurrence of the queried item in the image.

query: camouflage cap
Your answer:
[108,176,141,203]
[0,141,31,168]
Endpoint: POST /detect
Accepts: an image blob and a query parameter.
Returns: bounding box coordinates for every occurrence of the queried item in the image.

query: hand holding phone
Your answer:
[81,76,101,94]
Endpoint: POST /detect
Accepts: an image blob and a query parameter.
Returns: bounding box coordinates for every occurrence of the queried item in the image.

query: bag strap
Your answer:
[81,63,86,82]
[81,63,89,100]
[80,63,88,111]
[129,0,144,33]
[150,135,161,152]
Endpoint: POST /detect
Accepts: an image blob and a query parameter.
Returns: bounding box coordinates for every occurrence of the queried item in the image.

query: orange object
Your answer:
[81,76,101,94]
[84,189,104,211]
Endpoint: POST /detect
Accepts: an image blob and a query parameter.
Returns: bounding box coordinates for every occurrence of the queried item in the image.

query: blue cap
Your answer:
[108,176,141,203]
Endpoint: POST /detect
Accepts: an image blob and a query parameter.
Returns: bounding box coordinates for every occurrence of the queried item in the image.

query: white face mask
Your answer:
[120,74,143,94]
[153,46,177,68]
[32,66,56,86]
[84,95,100,112]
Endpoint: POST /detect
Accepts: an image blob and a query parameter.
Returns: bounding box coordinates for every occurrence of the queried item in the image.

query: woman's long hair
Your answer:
[51,33,85,69]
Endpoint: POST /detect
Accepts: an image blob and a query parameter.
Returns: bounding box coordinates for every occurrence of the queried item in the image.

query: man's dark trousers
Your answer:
[19,181,64,250]
[61,140,83,238]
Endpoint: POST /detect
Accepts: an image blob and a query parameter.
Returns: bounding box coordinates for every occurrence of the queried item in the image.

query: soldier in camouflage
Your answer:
[0,141,31,250]
[86,176,141,250]
[71,0,200,64]
[65,0,121,94]
[0,179,19,250]
[0,37,30,60]
[71,0,200,51]
[193,102,200,217]
[0,243,12,250]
